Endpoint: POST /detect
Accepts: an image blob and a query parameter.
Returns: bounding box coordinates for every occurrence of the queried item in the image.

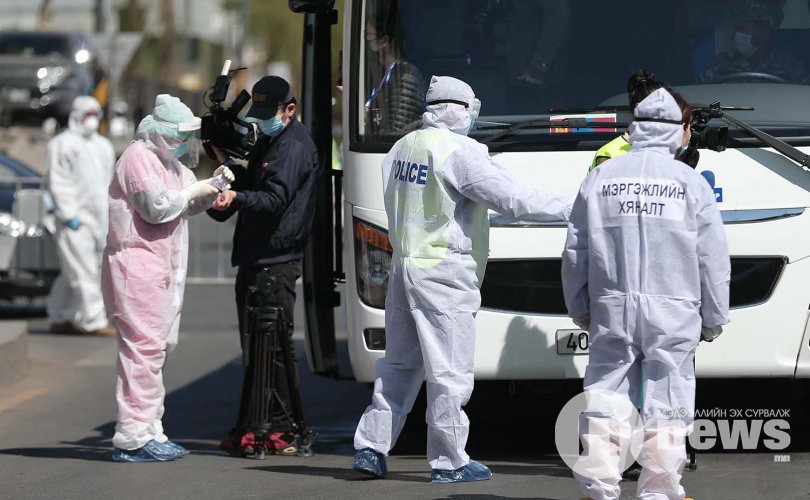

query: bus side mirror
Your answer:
[288,0,335,13]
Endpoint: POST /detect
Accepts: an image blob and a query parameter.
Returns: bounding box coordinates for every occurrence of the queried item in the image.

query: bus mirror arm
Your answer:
[690,101,808,170]
[720,112,809,169]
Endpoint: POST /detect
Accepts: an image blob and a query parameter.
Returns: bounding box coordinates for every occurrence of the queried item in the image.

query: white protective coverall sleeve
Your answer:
[561,181,592,320]
[696,192,731,328]
[125,157,217,223]
[448,143,572,222]
[572,315,591,332]
[420,75,571,222]
[131,187,186,224]
[46,137,81,223]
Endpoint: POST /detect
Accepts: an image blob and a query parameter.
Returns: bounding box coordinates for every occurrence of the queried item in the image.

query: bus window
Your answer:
[361,0,426,138]
[352,0,810,151]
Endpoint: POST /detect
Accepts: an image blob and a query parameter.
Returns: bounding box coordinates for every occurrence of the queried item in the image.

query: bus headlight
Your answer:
[353,218,392,308]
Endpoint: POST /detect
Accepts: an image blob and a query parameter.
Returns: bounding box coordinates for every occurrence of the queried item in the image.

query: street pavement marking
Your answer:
[0,388,49,414]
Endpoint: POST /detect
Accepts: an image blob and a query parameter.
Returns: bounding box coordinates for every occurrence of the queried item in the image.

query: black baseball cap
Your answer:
[245,76,294,119]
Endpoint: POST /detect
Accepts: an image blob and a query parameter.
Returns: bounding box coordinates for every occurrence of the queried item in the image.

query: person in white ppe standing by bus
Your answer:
[46,96,116,336]
[102,94,234,463]
[351,75,571,483]
[562,88,730,500]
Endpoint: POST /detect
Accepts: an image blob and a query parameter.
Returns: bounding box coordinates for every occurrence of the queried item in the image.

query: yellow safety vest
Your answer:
[331,138,342,170]
[589,134,630,171]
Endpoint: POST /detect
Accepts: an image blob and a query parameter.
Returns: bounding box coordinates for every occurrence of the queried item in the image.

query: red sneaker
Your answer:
[241,432,256,454]
[219,432,256,454]
[266,432,297,455]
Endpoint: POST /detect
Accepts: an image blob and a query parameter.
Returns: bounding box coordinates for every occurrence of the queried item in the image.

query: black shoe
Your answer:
[622,461,642,481]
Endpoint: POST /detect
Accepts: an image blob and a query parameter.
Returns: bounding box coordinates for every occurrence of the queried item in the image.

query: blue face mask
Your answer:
[252,116,285,137]
[464,117,476,136]
[174,142,188,158]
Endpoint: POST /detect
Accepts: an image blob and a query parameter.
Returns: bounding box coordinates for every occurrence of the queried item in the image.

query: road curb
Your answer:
[0,321,27,386]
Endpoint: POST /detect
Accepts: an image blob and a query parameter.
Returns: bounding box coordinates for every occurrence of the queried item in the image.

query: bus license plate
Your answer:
[556,329,590,355]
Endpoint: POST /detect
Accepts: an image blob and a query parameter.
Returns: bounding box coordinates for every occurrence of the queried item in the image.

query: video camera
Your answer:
[674,101,730,168]
[201,60,255,160]
[689,101,728,153]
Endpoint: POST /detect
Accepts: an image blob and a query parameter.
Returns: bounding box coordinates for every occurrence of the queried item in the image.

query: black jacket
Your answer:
[207,119,321,267]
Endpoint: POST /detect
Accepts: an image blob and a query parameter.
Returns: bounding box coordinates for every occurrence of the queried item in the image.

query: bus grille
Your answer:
[480,257,786,314]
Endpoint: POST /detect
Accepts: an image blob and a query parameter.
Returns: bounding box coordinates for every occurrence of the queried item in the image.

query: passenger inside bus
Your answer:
[465,0,571,114]
[699,0,810,84]
[363,0,425,136]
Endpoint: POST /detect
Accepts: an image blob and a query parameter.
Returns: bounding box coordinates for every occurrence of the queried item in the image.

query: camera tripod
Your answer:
[231,270,317,460]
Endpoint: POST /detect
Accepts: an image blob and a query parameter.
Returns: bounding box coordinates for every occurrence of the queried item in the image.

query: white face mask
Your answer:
[83,116,100,133]
[734,31,758,57]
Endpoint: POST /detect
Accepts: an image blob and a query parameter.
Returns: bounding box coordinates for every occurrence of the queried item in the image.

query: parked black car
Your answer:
[0,31,100,125]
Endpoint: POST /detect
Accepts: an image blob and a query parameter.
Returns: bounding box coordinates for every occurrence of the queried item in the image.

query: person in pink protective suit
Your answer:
[102,94,235,463]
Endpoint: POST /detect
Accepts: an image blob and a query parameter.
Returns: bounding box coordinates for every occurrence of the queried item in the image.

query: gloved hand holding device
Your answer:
[182,180,220,202]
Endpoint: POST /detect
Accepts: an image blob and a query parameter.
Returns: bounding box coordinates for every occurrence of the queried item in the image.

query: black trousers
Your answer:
[235,260,302,432]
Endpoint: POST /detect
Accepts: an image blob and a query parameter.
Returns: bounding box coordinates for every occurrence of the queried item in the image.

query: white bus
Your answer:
[293,0,810,383]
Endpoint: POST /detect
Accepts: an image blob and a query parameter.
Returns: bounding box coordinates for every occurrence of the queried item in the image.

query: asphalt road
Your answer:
[0,284,809,499]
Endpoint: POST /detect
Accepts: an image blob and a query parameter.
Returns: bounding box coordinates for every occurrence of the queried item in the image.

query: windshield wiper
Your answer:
[548,105,633,114]
[481,102,809,169]
[480,118,632,145]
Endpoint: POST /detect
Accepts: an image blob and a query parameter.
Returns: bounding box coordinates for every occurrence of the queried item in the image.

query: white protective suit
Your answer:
[562,89,730,500]
[46,96,116,332]
[354,76,571,470]
[102,94,223,451]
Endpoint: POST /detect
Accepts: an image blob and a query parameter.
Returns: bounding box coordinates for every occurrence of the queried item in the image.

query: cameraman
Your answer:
[207,75,321,455]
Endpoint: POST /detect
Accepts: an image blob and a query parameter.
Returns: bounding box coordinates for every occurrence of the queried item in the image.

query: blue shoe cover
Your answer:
[112,439,178,463]
[161,439,190,457]
[350,448,387,478]
[431,459,492,484]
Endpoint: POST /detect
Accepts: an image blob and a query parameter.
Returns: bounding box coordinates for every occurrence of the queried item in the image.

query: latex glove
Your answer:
[65,217,81,230]
[213,165,235,183]
[181,180,220,203]
[572,315,591,332]
[701,325,723,342]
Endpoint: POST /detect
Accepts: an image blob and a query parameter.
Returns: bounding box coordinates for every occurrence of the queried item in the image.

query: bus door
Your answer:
[291,0,341,378]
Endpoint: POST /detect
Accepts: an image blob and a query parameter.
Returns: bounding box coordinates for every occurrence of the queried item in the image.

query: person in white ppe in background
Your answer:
[562,88,730,500]
[351,75,571,483]
[46,96,116,336]
[102,94,234,463]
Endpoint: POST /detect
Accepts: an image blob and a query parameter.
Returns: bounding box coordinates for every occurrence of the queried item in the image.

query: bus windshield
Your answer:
[354,0,810,151]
